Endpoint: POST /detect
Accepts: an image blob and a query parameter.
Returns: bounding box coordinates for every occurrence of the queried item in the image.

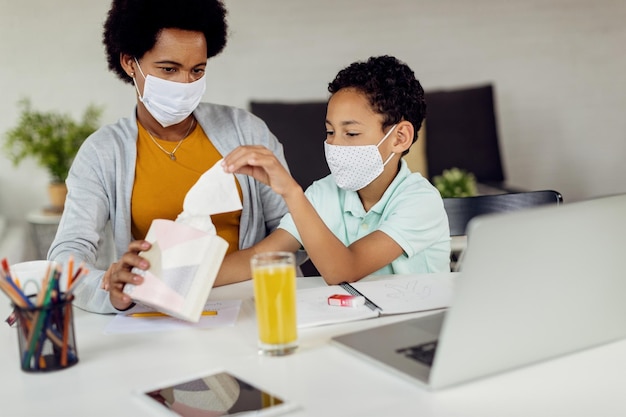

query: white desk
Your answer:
[2,274,626,417]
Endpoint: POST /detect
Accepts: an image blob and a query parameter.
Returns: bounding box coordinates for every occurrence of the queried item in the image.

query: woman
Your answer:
[48,0,289,313]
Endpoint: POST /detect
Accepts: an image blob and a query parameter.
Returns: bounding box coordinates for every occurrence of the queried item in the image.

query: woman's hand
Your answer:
[222,146,301,198]
[103,240,151,311]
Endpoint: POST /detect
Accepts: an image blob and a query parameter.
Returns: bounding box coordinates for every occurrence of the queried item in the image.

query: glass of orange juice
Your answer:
[251,251,297,356]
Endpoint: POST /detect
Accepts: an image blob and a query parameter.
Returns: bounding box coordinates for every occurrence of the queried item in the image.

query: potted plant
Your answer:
[432,167,478,198]
[3,98,103,213]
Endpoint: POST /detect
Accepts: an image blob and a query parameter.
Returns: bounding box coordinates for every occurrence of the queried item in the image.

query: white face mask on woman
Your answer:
[324,124,397,191]
[133,58,206,127]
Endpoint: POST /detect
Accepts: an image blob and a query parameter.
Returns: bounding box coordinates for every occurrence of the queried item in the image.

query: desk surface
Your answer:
[2,274,626,417]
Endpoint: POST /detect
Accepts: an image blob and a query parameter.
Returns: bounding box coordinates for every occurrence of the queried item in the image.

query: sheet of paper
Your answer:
[103,300,241,334]
[296,286,378,328]
[352,273,454,315]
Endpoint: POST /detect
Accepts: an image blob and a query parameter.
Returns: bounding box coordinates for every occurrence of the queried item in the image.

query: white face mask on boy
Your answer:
[324,124,397,191]
[133,58,206,127]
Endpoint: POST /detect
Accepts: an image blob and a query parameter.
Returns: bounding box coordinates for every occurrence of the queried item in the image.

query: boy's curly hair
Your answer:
[328,55,426,153]
[103,0,228,84]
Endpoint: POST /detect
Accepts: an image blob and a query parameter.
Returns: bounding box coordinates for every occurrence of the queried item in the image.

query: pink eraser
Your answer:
[327,294,365,307]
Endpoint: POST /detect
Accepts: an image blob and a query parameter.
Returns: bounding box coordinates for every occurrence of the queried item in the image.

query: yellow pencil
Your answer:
[66,256,74,290]
[128,310,218,318]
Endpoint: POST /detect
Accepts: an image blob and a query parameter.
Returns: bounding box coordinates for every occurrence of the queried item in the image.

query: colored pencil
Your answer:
[66,256,74,290]
[0,279,28,309]
[0,257,81,370]
[23,266,58,369]
[128,310,218,318]
[0,258,11,277]
[66,267,88,296]
[0,259,33,308]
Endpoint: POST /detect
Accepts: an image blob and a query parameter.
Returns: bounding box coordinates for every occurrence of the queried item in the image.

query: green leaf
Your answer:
[432,167,478,198]
[2,98,103,182]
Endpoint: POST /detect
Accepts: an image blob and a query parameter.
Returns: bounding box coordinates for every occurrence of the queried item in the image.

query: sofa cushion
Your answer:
[250,101,330,190]
[424,84,504,183]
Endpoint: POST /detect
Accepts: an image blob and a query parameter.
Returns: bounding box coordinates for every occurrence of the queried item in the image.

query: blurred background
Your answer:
[1,0,625,224]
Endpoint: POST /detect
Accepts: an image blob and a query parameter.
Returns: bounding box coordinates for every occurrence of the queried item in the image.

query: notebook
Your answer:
[297,273,454,328]
[332,193,626,390]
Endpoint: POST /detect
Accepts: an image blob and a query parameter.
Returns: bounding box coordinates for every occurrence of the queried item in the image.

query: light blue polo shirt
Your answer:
[278,160,451,275]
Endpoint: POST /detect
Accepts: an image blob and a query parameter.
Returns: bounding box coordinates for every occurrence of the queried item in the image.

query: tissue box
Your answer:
[123,219,228,322]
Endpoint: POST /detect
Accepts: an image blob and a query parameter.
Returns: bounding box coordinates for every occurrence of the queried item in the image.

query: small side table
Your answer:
[26,210,62,260]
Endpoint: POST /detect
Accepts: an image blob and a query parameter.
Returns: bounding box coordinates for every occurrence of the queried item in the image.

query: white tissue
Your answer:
[175,158,243,232]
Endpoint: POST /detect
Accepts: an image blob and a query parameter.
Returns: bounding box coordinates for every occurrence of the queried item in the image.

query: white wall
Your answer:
[1,0,625,222]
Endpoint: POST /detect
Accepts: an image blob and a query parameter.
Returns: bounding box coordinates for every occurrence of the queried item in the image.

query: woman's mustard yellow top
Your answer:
[131,121,242,254]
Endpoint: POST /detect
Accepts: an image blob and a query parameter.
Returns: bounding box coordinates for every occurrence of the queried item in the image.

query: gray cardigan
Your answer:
[49,103,289,314]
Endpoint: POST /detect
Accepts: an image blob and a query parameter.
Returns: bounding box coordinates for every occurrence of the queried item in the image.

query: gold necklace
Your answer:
[145,118,195,161]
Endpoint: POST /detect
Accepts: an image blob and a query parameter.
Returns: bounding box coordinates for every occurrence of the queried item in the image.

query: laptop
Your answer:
[332,193,626,390]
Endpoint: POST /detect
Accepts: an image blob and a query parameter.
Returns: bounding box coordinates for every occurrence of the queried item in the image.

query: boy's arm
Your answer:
[215,229,301,286]
[222,146,404,284]
[281,186,404,284]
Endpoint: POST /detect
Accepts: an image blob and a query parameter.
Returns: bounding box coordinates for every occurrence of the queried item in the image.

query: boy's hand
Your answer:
[222,146,301,198]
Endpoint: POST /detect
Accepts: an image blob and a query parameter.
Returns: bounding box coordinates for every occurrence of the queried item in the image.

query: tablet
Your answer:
[136,370,297,416]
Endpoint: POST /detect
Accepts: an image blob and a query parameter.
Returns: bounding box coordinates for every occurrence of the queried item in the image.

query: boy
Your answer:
[223,55,450,284]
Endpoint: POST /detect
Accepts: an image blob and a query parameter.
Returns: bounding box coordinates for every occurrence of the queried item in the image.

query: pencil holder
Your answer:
[13,293,79,372]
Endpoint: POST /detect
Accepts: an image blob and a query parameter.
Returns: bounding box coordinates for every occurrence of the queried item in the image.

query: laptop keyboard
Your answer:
[396,341,438,366]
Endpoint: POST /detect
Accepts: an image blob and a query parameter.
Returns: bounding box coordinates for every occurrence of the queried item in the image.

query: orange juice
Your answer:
[252,263,297,347]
